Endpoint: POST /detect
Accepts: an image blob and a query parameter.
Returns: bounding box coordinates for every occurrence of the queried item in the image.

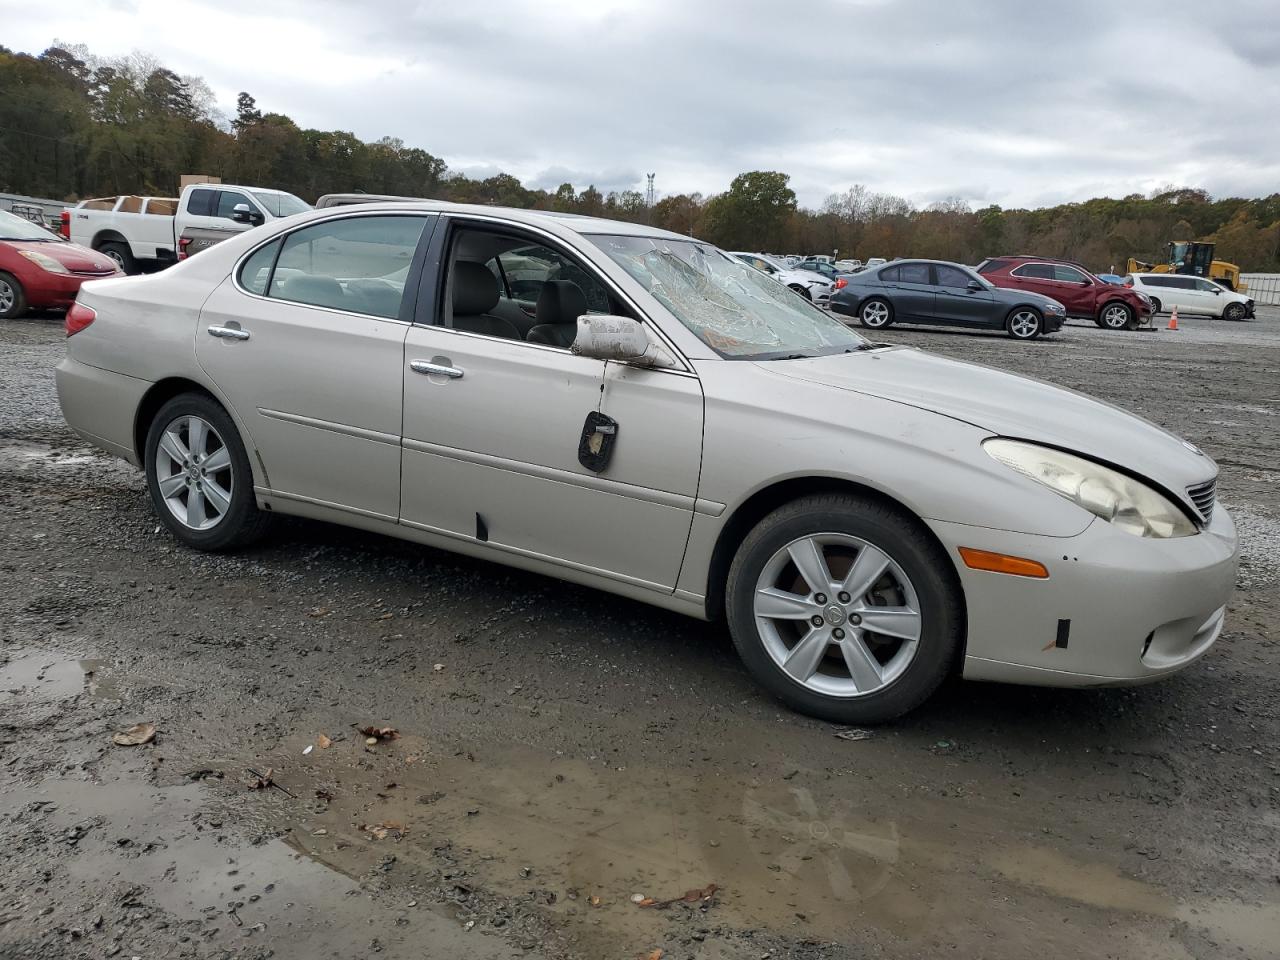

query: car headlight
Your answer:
[984,438,1197,538]
[17,250,70,275]
[1136,292,1152,305]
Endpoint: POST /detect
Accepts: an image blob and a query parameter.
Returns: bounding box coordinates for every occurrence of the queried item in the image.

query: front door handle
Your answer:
[207,324,250,341]
[410,359,464,379]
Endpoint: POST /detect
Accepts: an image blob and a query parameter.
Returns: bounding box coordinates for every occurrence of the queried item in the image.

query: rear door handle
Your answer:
[410,360,464,379]
[207,325,250,341]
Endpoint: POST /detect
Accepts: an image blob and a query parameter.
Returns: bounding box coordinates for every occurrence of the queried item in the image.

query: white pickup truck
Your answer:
[64,183,311,273]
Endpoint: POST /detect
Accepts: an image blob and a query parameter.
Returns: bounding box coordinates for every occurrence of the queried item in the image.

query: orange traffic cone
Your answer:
[1167,306,1179,331]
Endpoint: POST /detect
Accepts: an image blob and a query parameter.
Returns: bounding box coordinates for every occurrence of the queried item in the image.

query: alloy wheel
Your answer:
[104,248,125,268]
[153,415,234,530]
[1009,310,1040,338]
[861,301,889,327]
[0,279,14,313]
[1102,304,1131,329]
[753,533,921,698]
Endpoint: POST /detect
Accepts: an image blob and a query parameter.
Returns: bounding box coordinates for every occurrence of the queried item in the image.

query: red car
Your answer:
[976,255,1153,330]
[0,209,122,319]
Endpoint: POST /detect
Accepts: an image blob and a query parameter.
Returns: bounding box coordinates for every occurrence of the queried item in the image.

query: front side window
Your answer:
[1053,265,1088,283]
[1194,278,1219,292]
[935,265,972,288]
[217,191,255,220]
[261,215,428,318]
[590,234,867,360]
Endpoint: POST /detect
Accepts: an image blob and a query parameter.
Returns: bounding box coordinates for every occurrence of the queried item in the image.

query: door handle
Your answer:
[207,325,250,341]
[410,360,464,379]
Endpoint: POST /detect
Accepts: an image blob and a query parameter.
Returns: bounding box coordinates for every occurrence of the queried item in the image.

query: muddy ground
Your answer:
[1,307,1278,960]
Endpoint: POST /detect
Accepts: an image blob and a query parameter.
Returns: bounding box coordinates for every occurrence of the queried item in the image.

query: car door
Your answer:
[399,217,705,591]
[1191,277,1223,315]
[932,263,995,326]
[1048,264,1097,315]
[1007,262,1061,305]
[881,261,936,321]
[196,212,436,520]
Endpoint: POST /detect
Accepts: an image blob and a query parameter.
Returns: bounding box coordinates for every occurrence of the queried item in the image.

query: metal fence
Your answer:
[1242,274,1280,306]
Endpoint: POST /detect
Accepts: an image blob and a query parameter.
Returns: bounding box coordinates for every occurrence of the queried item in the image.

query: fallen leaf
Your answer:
[247,768,274,790]
[111,723,156,747]
[376,612,394,621]
[361,821,407,841]
[308,607,330,618]
[636,882,718,910]
[357,725,400,742]
[647,951,664,960]
[589,895,602,907]
[834,728,873,742]
[317,734,332,749]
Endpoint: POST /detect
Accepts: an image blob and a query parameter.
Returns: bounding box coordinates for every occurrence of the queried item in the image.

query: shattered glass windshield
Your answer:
[590,235,869,359]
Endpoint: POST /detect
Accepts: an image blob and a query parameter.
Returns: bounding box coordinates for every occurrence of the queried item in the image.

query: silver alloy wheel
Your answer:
[1148,297,1161,316]
[1101,304,1131,329]
[753,533,922,698]
[103,248,125,268]
[861,301,890,326]
[0,278,14,313]
[1009,310,1040,338]
[154,415,233,530]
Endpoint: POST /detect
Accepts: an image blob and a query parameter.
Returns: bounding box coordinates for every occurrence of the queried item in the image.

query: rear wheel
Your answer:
[1148,297,1162,317]
[1099,302,1135,330]
[0,272,26,320]
[1006,308,1042,340]
[1223,302,1246,321]
[726,494,963,724]
[859,298,892,329]
[144,393,272,551]
[97,241,136,275]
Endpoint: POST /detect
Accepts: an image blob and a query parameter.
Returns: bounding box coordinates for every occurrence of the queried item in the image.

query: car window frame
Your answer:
[934,264,974,289]
[896,261,932,285]
[412,214,694,372]
[232,210,439,325]
[216,190,258,221]
[1051,264,1089,284]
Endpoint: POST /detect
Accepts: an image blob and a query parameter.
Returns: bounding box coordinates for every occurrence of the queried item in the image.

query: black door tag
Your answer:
[578,411,619,473]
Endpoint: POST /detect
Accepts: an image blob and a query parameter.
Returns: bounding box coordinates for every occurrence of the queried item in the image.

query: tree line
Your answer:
[3,43,1278,273]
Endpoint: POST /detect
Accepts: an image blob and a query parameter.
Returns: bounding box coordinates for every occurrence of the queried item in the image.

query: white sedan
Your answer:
[56,201,1238,722]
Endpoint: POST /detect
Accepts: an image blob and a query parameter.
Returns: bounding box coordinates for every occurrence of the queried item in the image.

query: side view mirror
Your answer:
[966,279,983,291]
[1211,288,1221,294]
[231,203,264,226]
[1080,279,1092,286]
[571,315,675,368]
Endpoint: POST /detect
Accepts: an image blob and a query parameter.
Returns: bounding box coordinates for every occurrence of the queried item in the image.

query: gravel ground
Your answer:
[1,307,1278,960]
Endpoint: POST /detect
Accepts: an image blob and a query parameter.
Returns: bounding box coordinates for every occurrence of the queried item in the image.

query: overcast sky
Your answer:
[4,0,1279,209]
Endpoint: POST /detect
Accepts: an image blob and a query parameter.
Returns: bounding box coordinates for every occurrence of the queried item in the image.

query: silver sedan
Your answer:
[56,201,1239,722]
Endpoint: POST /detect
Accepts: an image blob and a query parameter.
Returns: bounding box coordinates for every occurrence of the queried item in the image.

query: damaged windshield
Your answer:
[590,235,868,359]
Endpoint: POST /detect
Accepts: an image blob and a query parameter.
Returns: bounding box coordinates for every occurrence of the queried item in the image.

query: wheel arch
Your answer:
[1097,297,1134,319]
[703,475,968,667]
[91,229,130,250]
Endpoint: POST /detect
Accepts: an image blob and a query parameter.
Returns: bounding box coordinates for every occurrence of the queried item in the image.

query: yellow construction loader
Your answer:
[1127,241,1247,292]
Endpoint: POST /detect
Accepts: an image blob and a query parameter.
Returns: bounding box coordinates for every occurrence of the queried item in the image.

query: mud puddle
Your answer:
[0,650,113,702]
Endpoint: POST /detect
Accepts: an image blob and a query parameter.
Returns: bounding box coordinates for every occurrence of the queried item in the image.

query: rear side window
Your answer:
[1011,263,1053,279]
[187,189,216,217]
[899,263,930,284]
[1169,277,1197,290]
[1142,275,1170,287]
[878,266,900,282]
[262,215,430,319]
[239,240,280,295]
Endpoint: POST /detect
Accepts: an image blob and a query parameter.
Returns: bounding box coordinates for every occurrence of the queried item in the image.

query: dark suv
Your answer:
[977,256,1152,330]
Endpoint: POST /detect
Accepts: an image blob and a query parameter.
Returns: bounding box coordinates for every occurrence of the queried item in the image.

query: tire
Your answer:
[144,393,272,551]
[788,284,812,301]
[725,494,963,724]
[858,298,892,329]
[97,241,137,275]
[0,271,26,320]
[1223,302,1246,322]
[1148,297,1161,317]
[1006,307,1042,340]
[1099,301,1135,330]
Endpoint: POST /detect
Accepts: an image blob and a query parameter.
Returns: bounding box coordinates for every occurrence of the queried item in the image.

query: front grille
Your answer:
[1186,478,1216,521]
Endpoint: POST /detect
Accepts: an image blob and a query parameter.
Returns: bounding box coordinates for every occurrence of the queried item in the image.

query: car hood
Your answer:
[6,240,119,274]
[765,346,1217,502]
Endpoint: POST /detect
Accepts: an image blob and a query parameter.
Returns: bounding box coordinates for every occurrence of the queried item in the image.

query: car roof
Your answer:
[999,254,1091,269]
[303,198,693,241]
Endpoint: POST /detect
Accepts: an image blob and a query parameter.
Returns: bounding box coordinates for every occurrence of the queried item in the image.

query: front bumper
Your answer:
[22,270,119,309]
[927,505,1239,687]
[1044,311,1066,332]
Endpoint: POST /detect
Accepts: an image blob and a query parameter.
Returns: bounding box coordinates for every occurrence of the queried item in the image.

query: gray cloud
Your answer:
[6,0,1278,208]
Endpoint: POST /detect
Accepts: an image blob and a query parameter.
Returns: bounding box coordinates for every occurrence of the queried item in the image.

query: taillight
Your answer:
[66,302,96,336]
[1123,277,1133,286]
[177,237,192,261]
[835,278,848,289]
[59,210,71,239]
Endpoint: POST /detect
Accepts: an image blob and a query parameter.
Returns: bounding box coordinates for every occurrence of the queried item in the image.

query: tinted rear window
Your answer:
[1011,263,1053,279]
[187,188,216,217]
[976,258,1011,274]
[878,266,900,282]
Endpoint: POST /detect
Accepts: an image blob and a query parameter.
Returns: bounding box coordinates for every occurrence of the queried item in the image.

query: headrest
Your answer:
[279,274,344,310]
[452,261,500,315]
[536,280,588,327]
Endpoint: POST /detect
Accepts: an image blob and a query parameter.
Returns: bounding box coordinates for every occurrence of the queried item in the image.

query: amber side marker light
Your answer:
[958,547,1049,579]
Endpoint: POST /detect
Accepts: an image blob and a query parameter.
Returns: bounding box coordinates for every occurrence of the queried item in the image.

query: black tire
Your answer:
[1148,297,1161,317]
[0,271,27,320]
[1223,302,1246,322]
[788,284,812,301]
[725,494,963,724]
[858,298,893,329]
[1099,301,1136,330]
[1005,307,1042,340]
[97,241,137,275]
[144,393,272,551]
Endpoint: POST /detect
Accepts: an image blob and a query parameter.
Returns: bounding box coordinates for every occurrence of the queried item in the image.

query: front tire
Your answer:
[1224,302,1246,321]
[0,271,27,319]
[788,284,812,301]
[144,393,272,551]
[1006,308,1042,340]
[726,494,963,724]
[859,298,893,329]
[97,241,137,275]
[1099,302,1135,330]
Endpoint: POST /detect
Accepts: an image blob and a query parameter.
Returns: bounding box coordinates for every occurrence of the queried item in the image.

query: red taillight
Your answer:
[66,302,96,337]
[177,237,192,261]
[59,210,71,239]
[835,278,848,289]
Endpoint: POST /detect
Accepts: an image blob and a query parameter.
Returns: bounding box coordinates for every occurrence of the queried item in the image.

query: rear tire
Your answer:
[859,298,893,329]
[144,393,272,551]
[726,494,963,724]
[1148,297,1162,317]
[1099,302,1135,330]
[0,272,26,320]
[97,241,137,275]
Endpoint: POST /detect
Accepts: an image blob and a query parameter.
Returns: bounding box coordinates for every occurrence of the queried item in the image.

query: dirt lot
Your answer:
[2,308,1278,960]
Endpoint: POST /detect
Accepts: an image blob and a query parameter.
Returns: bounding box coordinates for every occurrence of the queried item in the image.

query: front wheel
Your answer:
[859,298,892,329]
[1099,302,1135,330]
[1006,308,1042,340]
[788,284,812,301]
[726,494,963,724]
[1223,302,1246,321]
[144,393,272,551]
[0,272,26,320]
[97,241,137,275]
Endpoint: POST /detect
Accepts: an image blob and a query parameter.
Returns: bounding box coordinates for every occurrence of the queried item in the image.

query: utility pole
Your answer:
[645,173,655,224]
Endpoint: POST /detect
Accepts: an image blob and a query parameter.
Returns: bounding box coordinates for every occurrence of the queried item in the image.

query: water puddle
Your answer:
[0,651,112,702]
